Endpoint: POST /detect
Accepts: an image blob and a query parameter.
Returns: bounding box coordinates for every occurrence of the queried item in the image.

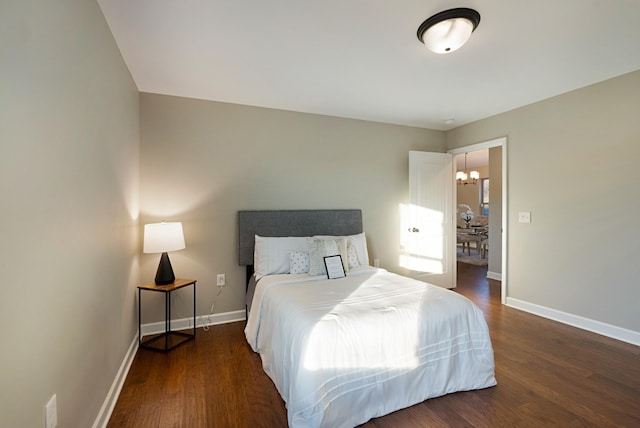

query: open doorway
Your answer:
[449,137,507,304]
[454,150,490,268]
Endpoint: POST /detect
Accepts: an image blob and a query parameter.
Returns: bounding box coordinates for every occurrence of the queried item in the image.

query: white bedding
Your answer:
[245,267,496,428]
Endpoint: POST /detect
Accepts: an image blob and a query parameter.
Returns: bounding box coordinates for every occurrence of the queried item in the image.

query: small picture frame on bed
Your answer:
[324,255,346,279]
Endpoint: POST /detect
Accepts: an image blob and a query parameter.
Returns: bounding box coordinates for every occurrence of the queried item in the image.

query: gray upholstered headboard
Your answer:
[238,209,363,266]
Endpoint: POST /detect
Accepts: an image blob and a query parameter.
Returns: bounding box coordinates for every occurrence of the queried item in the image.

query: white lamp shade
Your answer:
[143,222,186,253]
[423,17,474,54]
[470,170,480,180]
[456,171,468,181]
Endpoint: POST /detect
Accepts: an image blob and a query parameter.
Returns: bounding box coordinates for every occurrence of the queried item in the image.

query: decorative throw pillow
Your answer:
[307,237,348,276]
[289,251,310,274]
[314,233,369,268]
[347,240,360,269]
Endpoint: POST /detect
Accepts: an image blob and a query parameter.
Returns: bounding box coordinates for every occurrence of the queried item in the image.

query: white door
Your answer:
[400,151,455,288]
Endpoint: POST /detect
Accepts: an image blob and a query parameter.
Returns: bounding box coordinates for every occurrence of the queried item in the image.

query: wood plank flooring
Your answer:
[107,263,640,427]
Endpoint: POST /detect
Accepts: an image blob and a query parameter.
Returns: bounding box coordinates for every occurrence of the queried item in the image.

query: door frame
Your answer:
[448,137,508,304]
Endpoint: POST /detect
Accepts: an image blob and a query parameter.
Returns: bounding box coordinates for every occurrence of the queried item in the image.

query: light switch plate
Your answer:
[518,212,531,223]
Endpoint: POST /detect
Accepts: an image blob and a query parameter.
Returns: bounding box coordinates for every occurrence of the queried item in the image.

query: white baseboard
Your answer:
[140,309,246,336]
[93,309,246,427]
[92,334,138,428]
[486,271,501,281]
[506,297,640,347]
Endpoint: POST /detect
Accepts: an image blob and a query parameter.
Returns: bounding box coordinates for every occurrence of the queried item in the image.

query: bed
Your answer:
[239,210,496,428]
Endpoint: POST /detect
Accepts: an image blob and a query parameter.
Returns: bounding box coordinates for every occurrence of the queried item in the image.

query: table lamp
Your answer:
[143,222,186,285]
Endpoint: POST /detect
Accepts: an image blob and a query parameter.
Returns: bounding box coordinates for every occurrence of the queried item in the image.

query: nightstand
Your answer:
[138,278,197,352]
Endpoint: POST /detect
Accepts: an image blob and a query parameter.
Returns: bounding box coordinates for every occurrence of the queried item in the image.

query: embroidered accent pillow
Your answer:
[347,240,360,269]
[307,238,348,276]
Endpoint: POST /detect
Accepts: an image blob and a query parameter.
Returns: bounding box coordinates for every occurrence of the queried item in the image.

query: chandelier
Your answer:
[456,153,479,185]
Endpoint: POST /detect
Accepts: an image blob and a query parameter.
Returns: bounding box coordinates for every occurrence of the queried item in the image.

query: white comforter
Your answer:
[245,267,496,428]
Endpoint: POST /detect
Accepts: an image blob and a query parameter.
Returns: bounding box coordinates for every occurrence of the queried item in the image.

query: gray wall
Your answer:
[0,1,139,427]
[139,93,444,318]
[446,70,640,333]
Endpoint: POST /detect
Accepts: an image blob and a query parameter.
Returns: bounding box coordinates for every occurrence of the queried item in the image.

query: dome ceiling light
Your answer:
[417,8,481,54]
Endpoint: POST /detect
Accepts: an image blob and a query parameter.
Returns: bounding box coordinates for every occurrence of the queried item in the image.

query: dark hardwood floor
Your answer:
[108,263,640,427]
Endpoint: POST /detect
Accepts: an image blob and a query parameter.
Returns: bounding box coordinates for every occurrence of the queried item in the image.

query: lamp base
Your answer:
[155,252,175,285]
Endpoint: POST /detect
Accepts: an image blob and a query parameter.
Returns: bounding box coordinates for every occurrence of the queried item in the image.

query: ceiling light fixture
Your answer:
[456,153,479,186]
[417,8,481,54]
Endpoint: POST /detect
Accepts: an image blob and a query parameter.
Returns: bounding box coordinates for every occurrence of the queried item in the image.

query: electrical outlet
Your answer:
[217,274,225,287]
[45,394,57,428]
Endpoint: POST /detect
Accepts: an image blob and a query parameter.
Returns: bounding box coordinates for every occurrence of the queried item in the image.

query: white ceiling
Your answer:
[97,0,640,131]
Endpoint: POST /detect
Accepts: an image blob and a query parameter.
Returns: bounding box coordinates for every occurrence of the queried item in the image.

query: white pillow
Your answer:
[307,237,348,276]
[289,251,310,274]
[314,232,369,268]
[349,232,369,267]
[254,235,309,280]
